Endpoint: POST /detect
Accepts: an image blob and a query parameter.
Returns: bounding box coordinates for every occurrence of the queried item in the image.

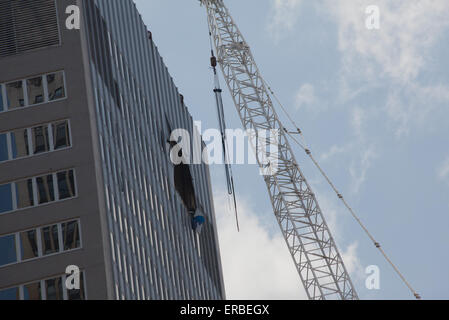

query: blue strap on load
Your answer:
[192,210,206,233]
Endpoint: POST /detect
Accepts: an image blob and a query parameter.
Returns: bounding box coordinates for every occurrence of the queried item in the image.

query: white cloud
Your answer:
[349,144,377,194]
[326,0,449,138]
[437,156,449,183]
[351,106,367,138]
[214,192,307,299]
[268,0,303,41]
[385,84,449,138]
[318,142,377,194]
[294,83,316,110]
[214,189,363,299]
[350,107,378,193]
[327,0,449,83]
[341,242,364,280]
[318,143,377,194]
[319,107,377,193]
[320,144,348,162]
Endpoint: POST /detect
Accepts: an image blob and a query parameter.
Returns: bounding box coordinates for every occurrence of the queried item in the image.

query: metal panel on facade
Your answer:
[83,0,225,300]
[0,0,60,58]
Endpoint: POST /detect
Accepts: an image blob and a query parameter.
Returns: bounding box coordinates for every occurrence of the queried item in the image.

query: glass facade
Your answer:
[0,220,81,268]
[0,273,85,300]
[0,235,17,266]
[0,287,19,300]
[0,119,71,163]
[0,71,66,113]
[6,81,24,109]
[20,230,39,261]
[0,0,223,301]
[84,0,224,300]
[0,1,83,301]
[0,169,76,215]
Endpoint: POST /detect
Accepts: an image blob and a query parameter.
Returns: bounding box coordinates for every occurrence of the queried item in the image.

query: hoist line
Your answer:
[207,24,240,232]
[262,78,421,300]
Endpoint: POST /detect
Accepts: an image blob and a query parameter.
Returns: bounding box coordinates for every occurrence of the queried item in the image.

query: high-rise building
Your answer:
[0,0,225,300]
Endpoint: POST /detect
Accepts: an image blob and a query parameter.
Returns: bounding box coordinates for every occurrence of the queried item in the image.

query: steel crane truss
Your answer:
[201,0,358,299]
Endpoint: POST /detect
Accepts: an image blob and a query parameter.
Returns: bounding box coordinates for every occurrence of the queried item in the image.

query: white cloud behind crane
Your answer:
[135,0,449,299]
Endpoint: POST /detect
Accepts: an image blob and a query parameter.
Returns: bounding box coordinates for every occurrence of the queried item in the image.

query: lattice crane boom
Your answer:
[200,0,358,300]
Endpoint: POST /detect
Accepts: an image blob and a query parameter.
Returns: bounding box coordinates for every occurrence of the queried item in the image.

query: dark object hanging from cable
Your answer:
[210,45,240,232]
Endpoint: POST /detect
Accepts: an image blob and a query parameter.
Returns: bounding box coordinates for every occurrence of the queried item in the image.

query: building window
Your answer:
[47,72,65,101]
[32,125,50,154]
[52,120,71,150]
[0,71,66,113]
[11,128,29,159]
[5,81,24,110]
[0,287,19,300]
[27,76,44,106]
[0,169,77,215]
[0,119,71,163]
[0,133,8,163]
[36,174,55,204]
[0,184,14,213]
[19,230,39,261]
[0,219,82,268]
[23,282,42,300]
[62,220,80,251]
[57,170,76,200]
[15,178,34,209]
[0,85,4,112]
[45,278,63,300]
[41,224,59,255]
[0,273,86,300]
[0,234,17,266]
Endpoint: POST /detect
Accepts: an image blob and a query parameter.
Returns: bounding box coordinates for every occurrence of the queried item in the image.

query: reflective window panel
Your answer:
[23,282,42,300]
[0,84,4,112]
[26,76,44,105]
[0,133,8,162]
[0,234,17,266]
[15,178,34,209]
[41,224,59,255]
[0,183,14,213]
[52,121,70,150]
[0,287,19,300]
[47,72,65,101]
[20,229,39,261]
[11,128,29,159]
[62,220,80,251]
[6,81,24,109]
[45,278,63,300]
[32,125,50,154]
[36,174,55,204]
[57,170,75,200]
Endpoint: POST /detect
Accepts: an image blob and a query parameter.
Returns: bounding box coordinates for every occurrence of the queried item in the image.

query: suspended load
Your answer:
[192,206,206,234]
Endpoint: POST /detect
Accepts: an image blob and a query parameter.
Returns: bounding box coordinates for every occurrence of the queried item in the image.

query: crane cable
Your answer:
[262,79,421,300]
[203,1,419,299]
[207,26,240,232]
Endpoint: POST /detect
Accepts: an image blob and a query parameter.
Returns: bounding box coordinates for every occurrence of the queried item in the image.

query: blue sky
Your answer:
[134,0,449,300]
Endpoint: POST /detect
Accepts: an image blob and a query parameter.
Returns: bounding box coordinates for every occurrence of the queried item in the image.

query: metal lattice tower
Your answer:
[200,0,358,300]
